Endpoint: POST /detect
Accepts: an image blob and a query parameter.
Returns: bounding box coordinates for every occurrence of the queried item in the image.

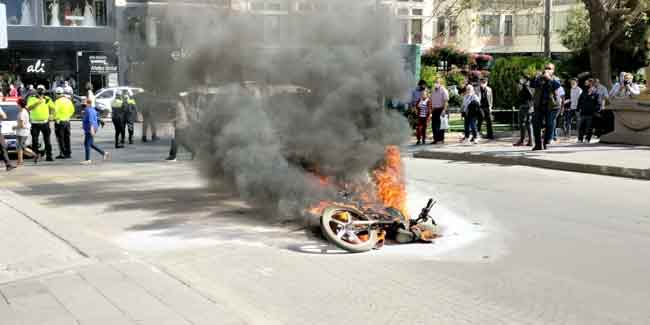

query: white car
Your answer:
[94,87,144,116]
[0,101,19,153]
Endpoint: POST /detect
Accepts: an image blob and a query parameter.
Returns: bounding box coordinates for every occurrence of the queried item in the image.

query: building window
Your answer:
[399,19,409,43]
[43,0,107,27]
[411,18,422,44]
[3,0,36,25]
[504,15,513,36]
[412,8,422,16]
[397,8,408,16]
[515,14,542,35]
[436,17,445,37]
[449,18,458,37]
[479,15,500,36]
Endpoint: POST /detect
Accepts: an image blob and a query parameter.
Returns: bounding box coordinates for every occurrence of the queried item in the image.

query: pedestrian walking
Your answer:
[111,93,126,148]
[530,63,562,151]
[564,78,582,136]
[53,87,74,159]
[123,92,137,144]
[414,89,432,145]
[81,100,110,164]
[476,78,494,140]
[461,85,481,144]
[27,85,55,161]
[577,79,601,144]
[430,80,449,144]
[514,77,534,146]
[15,98,39,165]
[166,98,196,161]
[0,106,17,171]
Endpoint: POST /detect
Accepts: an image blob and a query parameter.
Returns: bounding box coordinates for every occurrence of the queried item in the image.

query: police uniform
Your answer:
[54,94,75,158]
[27,91,55,161]
[111,96,126,148]
[123,97,137,144]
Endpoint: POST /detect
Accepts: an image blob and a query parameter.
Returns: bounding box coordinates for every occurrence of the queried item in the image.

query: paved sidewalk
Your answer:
[409,134,650,180]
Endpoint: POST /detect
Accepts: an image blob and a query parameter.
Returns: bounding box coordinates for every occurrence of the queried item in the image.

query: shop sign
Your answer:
[21,59,50,74]
[89,55,118,74]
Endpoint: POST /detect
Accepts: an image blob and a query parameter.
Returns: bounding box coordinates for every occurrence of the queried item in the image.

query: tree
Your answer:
[561,4,650,83]
[580,0,649,86]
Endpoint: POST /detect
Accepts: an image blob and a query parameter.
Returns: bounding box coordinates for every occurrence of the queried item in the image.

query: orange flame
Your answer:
[307,145,408,219]
[373,146,408,219]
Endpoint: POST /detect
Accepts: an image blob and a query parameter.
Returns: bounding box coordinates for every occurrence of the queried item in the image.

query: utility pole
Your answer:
[543,0,551,58]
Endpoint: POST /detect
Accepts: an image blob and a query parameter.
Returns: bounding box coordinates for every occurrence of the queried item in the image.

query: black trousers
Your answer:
[113,118,126,146]
[31,123,53,159]
[126,120,135,143]
[431,108,445,142]
[0,134,10,166]
[55,121,71,157]
[578,115,594,142]
[168,129,194,160]
[477,107,494,139]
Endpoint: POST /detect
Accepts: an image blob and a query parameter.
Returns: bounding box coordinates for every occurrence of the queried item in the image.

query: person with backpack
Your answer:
[461,85,481,144]
[530,63,562,151]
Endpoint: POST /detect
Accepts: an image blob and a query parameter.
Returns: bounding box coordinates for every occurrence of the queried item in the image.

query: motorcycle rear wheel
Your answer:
[320,206,379,253]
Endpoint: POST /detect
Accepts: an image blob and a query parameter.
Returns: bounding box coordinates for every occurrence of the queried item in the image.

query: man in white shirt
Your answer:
[429,80,449,144]
[564,78,582,136]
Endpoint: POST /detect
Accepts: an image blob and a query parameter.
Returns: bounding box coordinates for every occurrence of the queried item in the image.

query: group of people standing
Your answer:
[412,79,450,145]
[515,64,638,150]
[460,78,494,144]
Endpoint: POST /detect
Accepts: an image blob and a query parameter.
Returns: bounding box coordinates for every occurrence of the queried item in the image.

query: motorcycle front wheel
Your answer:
[320,206,379,253]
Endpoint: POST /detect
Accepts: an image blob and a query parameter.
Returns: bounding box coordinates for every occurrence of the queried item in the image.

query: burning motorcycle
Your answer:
[320,198,438,253]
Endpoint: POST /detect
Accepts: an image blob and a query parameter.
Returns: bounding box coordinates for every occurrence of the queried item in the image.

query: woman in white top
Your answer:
[461,84,481,144]
[16,98,39,165]
[415,89,432,145]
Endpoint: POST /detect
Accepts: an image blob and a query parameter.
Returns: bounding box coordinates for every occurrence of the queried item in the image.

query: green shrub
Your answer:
[448,93,463,108]
[420,66,444,88]
[445,71,466,87]
[490,56,549,110]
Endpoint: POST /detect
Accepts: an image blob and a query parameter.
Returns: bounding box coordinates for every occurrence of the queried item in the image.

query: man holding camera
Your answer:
[530,63,562,151]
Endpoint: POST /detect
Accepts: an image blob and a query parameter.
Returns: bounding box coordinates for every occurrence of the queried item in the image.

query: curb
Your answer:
[413,150,650,181]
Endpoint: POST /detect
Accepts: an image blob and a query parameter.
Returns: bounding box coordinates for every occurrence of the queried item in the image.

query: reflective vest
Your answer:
[54,97,75,122]
[27,96,54,123]
[112,98,124,109]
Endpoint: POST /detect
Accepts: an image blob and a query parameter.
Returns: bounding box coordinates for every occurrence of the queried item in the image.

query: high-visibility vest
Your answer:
[112,98,124,109]
[54,97,75,122]
[27,96,54,123]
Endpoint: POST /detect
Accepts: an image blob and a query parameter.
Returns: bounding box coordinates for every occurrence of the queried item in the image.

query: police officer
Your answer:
[111,93,126,148]
[122,91,137,144]
[53,87,74,159]
[27,85,55,161]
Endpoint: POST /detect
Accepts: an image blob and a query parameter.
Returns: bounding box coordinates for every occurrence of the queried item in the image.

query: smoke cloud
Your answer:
[133,1,414,220]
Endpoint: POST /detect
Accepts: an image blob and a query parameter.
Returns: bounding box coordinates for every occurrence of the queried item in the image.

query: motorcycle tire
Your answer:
[320,206,379,253]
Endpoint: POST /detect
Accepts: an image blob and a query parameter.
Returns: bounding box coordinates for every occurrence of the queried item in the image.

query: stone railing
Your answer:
[600,98,650,146]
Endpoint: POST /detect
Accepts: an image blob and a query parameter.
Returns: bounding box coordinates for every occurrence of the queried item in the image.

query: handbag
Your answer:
[440,113,449,130]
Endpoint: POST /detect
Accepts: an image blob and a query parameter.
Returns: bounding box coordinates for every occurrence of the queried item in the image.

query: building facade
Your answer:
[1,0,119,94]
[382,0,581,54]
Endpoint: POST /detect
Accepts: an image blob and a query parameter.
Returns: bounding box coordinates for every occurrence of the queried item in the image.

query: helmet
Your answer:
[55,87,64,94]
[36,85,46,91]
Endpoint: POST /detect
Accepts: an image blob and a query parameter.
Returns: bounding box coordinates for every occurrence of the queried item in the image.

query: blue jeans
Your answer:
[464,115,478,140]
[549,109,559,140]
[84,133,105,161]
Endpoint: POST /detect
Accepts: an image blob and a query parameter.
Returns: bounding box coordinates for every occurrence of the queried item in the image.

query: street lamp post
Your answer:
[543,0,551,58]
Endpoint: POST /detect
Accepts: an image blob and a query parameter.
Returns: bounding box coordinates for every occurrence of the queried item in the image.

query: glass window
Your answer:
[479,15,500,36]
[412,9,422,16]
[436,17,445,36]
[504,15,513,36]
[43,0,107,27]
[3,0,36,25]
[411,19,422,44]
[96,89,113,99]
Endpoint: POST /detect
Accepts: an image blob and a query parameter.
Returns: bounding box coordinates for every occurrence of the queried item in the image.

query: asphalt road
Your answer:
[1,122,649,324]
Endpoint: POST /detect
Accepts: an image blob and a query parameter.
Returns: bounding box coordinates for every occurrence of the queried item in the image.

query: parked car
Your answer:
[94,87,145,117]
[0,101,19,153]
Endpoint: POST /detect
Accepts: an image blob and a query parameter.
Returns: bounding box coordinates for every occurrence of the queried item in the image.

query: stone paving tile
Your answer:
[78,263,191,324]
[43,272,135,325]
[0,281,76,325]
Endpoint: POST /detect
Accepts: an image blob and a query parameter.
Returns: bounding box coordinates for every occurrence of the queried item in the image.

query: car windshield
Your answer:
[1,105,18,121]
